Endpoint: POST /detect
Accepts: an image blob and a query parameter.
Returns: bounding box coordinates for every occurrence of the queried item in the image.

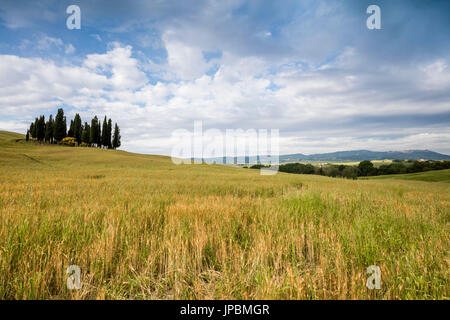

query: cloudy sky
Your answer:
[0,0,449,155]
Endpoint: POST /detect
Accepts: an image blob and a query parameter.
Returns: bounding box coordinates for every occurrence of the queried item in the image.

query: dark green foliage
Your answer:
[26,130,30,142]
[101,116,108,148]
[44,115,54,143]
[112,123,121,149]
[68,120,74,137]
[73,114,82,145]
[36,115,46,142]
[97,120,101,148]
[53,108,67,142]
[90,116,99,146]
[279,160,450,180]
[29,123,35,139]
[81,122,90,144]
[107,119,112,149]
[358,160,376,176]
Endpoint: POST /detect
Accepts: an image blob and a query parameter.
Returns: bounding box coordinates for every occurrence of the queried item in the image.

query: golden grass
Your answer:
[0,137,449,299]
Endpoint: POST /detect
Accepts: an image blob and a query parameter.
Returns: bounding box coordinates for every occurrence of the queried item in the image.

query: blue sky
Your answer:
[0,0,449,155]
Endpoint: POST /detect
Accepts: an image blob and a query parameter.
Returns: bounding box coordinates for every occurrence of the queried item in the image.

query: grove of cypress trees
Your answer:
[28,108,121,148]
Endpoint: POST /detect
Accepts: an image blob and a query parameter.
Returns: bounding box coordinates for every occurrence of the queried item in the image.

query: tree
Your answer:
[45,114,54,143]
[36,115,46,142]
[29,123,35,139]
[26,130,30,142]
[90,116,99,146]
[54,108,67,142]
[112,123,121,149]
[342,166,358,179]
[33,118,38,138]
[73,113,82,145]
[358,160,375,176]
[97,119,102,148]
[107,118,112,149]
[68,120,74,137]
[101,116,108,148]
[81,122,90,144]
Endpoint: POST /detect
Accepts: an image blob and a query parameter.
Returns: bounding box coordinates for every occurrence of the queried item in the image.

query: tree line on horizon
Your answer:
[250,159,450,179]
[26,108,121,149]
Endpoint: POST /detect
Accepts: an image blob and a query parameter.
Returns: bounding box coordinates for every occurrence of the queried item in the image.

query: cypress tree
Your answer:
[97,120,102,148]
[33,118,38,138]
[107,118,112,149]
[26,130,30,142]
[90,116,98,146]
[74,114,82,145]
[45,114,54,143]
[101,116,108,148]
[54,108,67,142]
[68,120,74,137]
[82,122,90,144]
[112,123,121,149]
[29,123,35,139]
[36,115,45,142]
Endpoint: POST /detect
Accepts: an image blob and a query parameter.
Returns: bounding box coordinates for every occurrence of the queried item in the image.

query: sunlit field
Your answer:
[0,132,448,299]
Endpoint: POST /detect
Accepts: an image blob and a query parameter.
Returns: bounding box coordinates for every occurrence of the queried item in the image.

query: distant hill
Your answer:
[280,150,450,162]
[199,149,450,164]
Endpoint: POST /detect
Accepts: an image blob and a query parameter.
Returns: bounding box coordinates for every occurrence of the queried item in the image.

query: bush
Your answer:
[59,137,76,147]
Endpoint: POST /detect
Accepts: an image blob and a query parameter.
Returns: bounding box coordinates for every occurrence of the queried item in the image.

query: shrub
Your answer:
[59,137,76,147]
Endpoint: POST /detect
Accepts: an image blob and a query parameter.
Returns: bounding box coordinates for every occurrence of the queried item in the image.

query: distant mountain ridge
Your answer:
[280,150,450,162]
[197,149,450,164]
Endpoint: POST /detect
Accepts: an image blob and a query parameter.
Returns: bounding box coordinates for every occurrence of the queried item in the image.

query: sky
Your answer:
[0,0,449,155]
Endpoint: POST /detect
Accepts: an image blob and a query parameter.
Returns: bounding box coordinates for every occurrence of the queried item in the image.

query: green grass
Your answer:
[0,131,449,300]
[363,169,450,183]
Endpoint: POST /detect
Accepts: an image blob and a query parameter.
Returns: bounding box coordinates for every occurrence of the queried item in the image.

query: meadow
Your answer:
[0,131,448,299]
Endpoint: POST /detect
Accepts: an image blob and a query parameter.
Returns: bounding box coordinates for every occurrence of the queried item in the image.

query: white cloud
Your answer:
[1,42,449,155]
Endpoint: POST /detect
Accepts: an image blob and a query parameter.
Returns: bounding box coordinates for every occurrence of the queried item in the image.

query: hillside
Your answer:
[0,131,448,299]
[0,130,25,141]
[363,169,450,183]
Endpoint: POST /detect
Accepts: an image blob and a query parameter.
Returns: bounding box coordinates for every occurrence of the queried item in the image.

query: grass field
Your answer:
[0,131,448,299]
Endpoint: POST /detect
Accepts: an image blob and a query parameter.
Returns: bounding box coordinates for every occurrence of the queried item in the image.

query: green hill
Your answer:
[363,169,450,183]
[0,131,448,299]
